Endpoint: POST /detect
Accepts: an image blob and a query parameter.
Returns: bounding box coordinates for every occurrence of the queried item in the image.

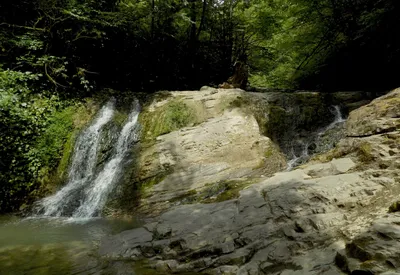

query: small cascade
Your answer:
[286,140,310,171]
[37,99,140,218]
[318,105,346,134]
[286,105,346,170]
[39,100,116,216]
[72,100,140,218]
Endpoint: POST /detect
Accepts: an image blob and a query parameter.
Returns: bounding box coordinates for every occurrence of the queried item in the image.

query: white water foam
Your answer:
[72,100,140,218]
[39,100,116,216]
[38,99,141,219]
[286,105,346,170]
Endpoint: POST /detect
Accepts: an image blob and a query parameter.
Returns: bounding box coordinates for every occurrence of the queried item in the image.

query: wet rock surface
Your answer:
[101,89,399,274]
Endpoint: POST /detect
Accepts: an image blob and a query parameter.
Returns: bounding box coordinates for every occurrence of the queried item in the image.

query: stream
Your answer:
[286,105,346,170]
[0,99,149,274]
[0,216,145,274]
[0,100,348,274]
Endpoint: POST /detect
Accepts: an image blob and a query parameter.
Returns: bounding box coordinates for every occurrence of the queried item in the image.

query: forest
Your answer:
[1,0,400,213]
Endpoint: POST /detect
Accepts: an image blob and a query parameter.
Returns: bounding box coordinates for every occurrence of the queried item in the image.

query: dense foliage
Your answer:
[236,0,400,90]
[0,69,61,210]
[1,0,400,212]
[1,0,400,92]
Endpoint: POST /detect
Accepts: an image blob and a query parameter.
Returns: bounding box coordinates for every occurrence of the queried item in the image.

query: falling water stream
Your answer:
[286,105,346,170]
[39,99,116,217]
[38,99,140,218]
[0,100,347,274]
[73,100,140,218]
[0,99,147,274]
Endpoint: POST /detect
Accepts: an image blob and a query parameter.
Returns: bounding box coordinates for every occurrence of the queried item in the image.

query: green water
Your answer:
[0,216,142,275]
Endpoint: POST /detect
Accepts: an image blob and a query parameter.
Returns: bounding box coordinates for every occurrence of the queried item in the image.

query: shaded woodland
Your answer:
[2,0,400,93]
[1,0,400,212]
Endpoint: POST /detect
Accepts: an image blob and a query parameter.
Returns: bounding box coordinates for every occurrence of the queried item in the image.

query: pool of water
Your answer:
[0,216,143,274]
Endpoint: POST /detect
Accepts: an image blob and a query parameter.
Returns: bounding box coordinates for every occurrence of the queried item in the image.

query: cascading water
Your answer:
[318,105,346,134]
[37,99,140,218]
[39,100,116,216]
[286,105,346,170]
[72,100,140,218]
[286,140,310,171]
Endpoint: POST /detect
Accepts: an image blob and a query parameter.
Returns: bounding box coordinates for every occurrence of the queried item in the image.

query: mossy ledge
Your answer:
[27,99,99,206]
[139,96,200,144]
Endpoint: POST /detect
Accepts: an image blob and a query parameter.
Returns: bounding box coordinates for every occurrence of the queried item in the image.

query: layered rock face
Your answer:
[123,88,372,216]
[331,88,400,274]
[133,88,286,216]
[101,88,400,274]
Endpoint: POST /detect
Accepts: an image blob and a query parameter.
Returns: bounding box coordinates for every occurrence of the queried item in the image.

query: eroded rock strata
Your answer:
[102,88,399,274]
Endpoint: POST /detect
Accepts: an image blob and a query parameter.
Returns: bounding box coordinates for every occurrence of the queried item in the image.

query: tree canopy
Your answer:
[1,0,400,92]
[1,0,400,212]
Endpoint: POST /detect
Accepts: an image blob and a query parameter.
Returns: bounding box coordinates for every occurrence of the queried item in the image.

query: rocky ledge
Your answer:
[119,88,373,217]
[101,88,399,274]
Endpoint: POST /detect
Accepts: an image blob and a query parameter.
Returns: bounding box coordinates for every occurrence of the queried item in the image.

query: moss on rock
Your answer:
[113,110,129,127]
[264,105,288,139]
[311,147,350,163]
[56,131,77,181]
[163,179,259,205]
[346,88,400,137]
[357,142,375,163]
[388,201,400,213]
[224,94,271,136]
[140,174,168,193]
[139,98,198,143]
[32,100,99,198]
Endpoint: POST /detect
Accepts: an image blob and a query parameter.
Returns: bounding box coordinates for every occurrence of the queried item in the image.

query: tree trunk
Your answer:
[151,0,155,38]
[187,0,198,86]
[197,0,207,40]
[189,0,197,44]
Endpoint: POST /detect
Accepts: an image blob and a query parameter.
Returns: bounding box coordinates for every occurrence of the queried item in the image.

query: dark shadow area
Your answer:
[335,212,400,274]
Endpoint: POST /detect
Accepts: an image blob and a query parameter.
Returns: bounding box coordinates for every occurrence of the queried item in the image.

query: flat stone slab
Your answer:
[100,154,398,273]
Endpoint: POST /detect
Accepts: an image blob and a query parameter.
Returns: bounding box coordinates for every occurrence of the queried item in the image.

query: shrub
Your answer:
[0,68,94,212]
[358,142,374,163]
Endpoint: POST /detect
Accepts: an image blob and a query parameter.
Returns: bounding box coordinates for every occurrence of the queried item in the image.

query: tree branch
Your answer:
[0,23,46,32]
[45,64,66,88]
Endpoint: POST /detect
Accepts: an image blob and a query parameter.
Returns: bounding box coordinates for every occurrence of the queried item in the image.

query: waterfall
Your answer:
[318,105,346,134]
[72,100,140,218]
[286,140,310,171]
[37,99,140,218]
[39,100,116,216]
[286,105,346,170]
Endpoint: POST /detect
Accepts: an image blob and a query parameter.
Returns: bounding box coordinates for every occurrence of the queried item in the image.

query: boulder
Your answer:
[346,88,400,137]
[336,214,400,274]
[331,91,366,103]
[100,155,397,273]
[134,89,366,215]
[135,89,287,215]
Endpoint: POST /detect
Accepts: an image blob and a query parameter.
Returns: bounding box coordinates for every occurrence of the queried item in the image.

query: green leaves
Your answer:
[13,34,44,51]
[242,0,400,89]
[0,68,66,212]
